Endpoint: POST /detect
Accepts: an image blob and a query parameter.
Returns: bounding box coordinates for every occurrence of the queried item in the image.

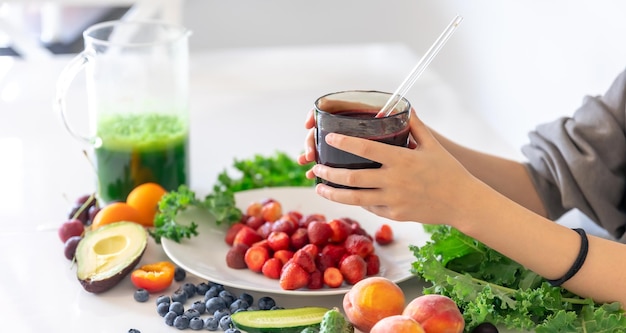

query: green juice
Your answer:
[94,113,189,203]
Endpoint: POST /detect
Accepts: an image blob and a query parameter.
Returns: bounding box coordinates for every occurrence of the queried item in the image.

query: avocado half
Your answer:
[75,221,148,293]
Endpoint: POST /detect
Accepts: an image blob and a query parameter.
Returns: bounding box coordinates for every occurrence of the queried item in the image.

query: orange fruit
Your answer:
[91,202,142,230]
[126,182,167,227]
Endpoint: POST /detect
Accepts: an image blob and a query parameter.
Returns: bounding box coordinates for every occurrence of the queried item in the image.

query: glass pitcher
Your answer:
[55,20,192,203]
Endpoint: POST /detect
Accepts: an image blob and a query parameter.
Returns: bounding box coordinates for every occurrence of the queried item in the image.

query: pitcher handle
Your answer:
[54,51,99,146]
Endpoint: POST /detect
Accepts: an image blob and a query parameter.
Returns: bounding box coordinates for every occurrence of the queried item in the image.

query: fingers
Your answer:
[314,183,384,207]
[408,108,433,148]
[298,109,318,166]
[297,128,317,165]
[323,132,405,165]
[304,166,316,179]
[312,164,382,189]
[304,108,315,129]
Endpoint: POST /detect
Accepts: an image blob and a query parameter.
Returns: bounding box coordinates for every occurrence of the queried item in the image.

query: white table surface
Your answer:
[0,43,529,332]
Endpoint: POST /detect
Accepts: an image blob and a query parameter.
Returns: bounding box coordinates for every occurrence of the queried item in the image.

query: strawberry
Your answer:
[245,201,263,217]
[300,243,319,258]
[251,239,271,251]
[273,249,294,264]
[375,223,394,245]
[299,213,326,228]
[224,223,246,246]
[286,210,303,223]
[256,221,273,239]
[267,231,291,252]
[238,214,250,224]
[233,226,263,247]
[341,217,359,225]
[244,246,270,273]
[340,254,367,285]
[290,228,309,250]
[225,243,249,269]
[271,215,298,235]
[321,243,346,265]
[338,253,350,267]
[323,266,344,288]
[307,221,332,246]
[307,269,324,290]
[260,198,277,205]
[344,234,374,258]
[261,200,282,222]
[365,253,381,276]
[261,257,283,279]
[245,215,265,230]
[292,249,316,273]
[348,220,370,238]
[279,262,310,290]
[316,252,336,273]
[328,218,352,243]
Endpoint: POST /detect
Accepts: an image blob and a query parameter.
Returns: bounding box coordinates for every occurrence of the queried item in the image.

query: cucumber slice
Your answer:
[231,307,329,333]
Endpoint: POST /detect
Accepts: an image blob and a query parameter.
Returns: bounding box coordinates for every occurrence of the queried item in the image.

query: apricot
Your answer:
[402,294,465,333]
[343,276,405,332]
[370,315,426,333]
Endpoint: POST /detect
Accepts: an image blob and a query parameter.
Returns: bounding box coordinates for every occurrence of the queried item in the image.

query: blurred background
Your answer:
[2,0,626,158]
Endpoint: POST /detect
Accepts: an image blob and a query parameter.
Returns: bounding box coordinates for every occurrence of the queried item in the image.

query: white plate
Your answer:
[162,187,431,296]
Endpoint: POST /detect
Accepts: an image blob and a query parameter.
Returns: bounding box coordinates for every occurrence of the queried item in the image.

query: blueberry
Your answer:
[213,308,230,322]
[155,295,170,306]
[190,300,206,314]
[189,317,204,330]
[232,308,247,314]
[164,311,178,326]
[174,315,190,330]
[205,296,227,313]
[183,308,201,319]
[204,317,219,331]
[239,292,253,306]
[210,283,225,293]
[204,286,220,300]
[169,301,184,316]
[128,329,140,333]
[156,302,170,317]
[219,290,235,306]
[219,315,233,330]
[174,266,186,281]
[224,329,241,333]
[229,299,249,313]
[171,289,188,303]
[181,282,196,297]
[258,296,276,310]
[133,289,149,303]
[196,282,210,295]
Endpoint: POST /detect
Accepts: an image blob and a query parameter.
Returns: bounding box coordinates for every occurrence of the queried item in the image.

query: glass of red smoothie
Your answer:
[314,90,411,189]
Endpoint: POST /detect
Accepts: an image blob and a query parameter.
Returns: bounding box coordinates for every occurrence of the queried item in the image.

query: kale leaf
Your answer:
[410,225,626,332]
[150,151,314,243]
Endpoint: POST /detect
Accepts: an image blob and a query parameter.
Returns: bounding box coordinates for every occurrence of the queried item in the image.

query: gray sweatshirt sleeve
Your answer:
[521,69,626,242]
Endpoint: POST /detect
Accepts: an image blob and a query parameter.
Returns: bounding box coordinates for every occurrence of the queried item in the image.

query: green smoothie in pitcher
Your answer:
[94,113,189,203]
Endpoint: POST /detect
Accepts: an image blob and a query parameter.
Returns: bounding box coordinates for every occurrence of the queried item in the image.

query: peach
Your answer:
[343,276,406,332]
[402,294,465,333]
[370,315,426,333]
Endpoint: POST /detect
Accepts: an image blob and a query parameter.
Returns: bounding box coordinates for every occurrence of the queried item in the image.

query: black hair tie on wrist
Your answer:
[547,228,589,287]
